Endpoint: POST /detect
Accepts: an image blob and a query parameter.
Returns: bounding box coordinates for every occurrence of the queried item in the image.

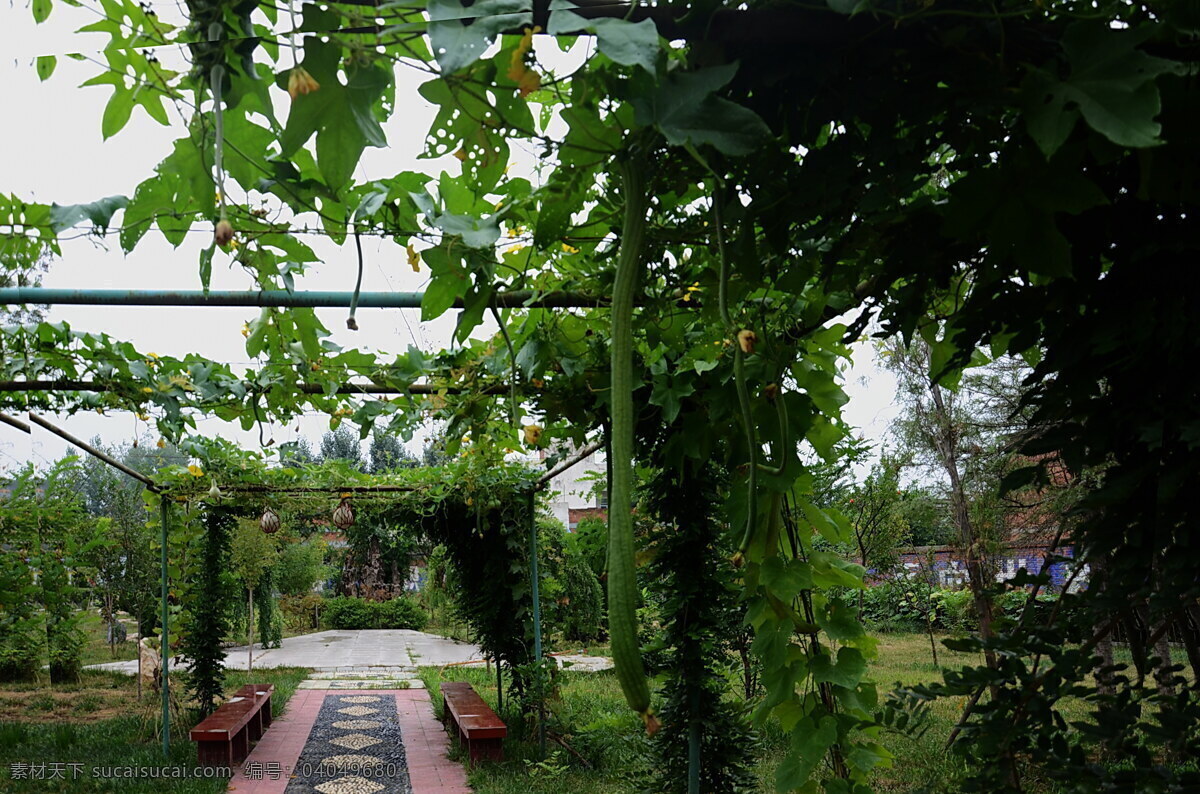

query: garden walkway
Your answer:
[227,681,470,794]
[86,629,613,674]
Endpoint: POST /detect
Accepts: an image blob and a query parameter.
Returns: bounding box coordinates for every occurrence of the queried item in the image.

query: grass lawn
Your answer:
[0,666,309,792]
[419,631,1127,793]
[77,610,140,667]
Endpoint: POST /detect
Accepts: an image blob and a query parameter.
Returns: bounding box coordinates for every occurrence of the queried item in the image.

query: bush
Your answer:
[324,596,377,629]
[323,596,428,630]
[857,579,934,632]
[280,593,324,632]
[936,588,977,633]
[377,597,427,630]
[0,619,42,682]
[273,539,330,596]
[538,519,605,643]
[48,626,84,683]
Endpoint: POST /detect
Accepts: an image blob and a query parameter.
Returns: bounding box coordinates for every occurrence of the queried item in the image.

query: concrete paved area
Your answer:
[87,630,482,674]
[87,629,613,674]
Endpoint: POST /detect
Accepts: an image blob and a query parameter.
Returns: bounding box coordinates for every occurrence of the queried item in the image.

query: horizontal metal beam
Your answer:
[0,288,610,309]
[28,412,160,491]
[0,380,508,396]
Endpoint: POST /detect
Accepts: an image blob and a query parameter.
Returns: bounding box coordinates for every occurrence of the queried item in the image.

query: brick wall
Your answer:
[894,543,1087,592]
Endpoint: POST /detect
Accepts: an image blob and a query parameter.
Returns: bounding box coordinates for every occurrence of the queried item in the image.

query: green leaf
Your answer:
[428,0,532,74]
[36,55,56,81]
[810,647,867,688]
[279,39,389,192]
[776,716,837,791]
[346,62,391,148]
[120,136,213,251]
[1023,23,1182,157]
[434,211,501,249]
[49,195,128,233]
[422,275,462,321]
[547,5,659,74]
[760,556,813,601]
[198,244,214,292]
[632,64,772,156]
[800,500,847,545]
[31,0,51,23]
[102,89,135,140]
[648,373,694,423]
[243,336,270,383]
[817,601,865,642]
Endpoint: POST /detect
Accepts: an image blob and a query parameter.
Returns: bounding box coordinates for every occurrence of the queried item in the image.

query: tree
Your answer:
[0,236,50,325]
[78,438,176,639]
[368,431,417,474]
[319,427,365,471]
[278,437,317,468]
[841,456,909,617]
[230,520,279,673]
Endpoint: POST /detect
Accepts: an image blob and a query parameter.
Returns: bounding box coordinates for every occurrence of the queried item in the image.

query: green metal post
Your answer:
[160,497,170,757]
[527,491,546,758]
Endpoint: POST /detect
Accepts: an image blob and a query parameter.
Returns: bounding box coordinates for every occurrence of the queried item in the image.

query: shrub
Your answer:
[0,619,42,682]
[936,588,977,633]
[324,596,377,630]
[858,578,933,632]
[48,626,84,683]
[376,596,428,630]
[273,539,330,596]
[280,593,324,632]
[323,596,427,630]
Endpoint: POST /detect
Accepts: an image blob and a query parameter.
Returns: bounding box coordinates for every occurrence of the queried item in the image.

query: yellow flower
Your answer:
[137,412,150,421]
[157,439,166,449]
[287,66,320,100]
[141,387,153,394]
[187,464,204,477]
[523,424,542,446]
[407,244,420,272]
[561,242,579,254]
[507,26,543,98]
[241,322,251,338]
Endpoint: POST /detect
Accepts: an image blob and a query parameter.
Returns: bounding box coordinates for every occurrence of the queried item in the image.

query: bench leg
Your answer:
[232,727,250,764]
[261,695,273,728]
[196,740,232,768]
[467,738,503,765]
[248,709,264,741]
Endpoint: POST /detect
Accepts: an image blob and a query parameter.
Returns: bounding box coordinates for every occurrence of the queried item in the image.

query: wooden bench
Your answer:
[440,681,507,764]
[190,684,274,767]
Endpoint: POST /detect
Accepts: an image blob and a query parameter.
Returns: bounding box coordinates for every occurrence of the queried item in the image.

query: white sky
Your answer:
[0,3,898,475]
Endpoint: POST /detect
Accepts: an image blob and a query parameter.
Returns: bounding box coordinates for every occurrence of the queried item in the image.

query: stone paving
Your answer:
[228,683,470,794]
[87,630,612,675]
[87,630,484,674]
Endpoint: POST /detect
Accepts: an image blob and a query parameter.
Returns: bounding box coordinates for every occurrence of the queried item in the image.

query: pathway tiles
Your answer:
[229,690,470,794]
[284,693,408,794]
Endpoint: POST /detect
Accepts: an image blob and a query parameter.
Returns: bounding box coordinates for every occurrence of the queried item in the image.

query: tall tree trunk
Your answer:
[928,382,1018,788]
[1089,556,1116,696]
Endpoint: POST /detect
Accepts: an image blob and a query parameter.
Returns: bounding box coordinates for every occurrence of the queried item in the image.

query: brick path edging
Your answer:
[226,689,471,794]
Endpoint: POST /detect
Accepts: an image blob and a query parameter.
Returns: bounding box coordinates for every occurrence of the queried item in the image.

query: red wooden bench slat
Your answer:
[439,681,507,765]
[191,683,275,767]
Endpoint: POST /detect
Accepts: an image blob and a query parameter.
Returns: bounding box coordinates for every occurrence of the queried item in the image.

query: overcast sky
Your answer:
[0,3,899,475]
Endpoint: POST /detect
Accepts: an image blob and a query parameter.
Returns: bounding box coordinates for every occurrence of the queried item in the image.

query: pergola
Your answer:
[0,286,605,758]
